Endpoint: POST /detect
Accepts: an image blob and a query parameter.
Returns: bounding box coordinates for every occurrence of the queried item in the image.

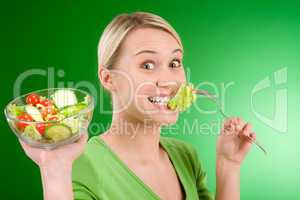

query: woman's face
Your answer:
[110,27,186,126]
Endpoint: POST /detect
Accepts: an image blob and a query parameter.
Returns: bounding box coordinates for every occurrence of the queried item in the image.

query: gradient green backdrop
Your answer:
[1,0,299,199]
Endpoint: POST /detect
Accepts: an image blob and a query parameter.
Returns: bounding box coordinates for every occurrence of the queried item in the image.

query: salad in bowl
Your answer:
[4,88,94,149]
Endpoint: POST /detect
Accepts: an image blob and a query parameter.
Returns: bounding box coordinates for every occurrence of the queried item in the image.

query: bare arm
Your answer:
[40,162,73,200]
[215,158,240,200]
[215,117,256,200]
[19,133,88,200]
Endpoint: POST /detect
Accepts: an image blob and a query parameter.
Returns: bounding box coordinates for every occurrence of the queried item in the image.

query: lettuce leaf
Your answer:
[167,82,197,112]
[7,104,25,117]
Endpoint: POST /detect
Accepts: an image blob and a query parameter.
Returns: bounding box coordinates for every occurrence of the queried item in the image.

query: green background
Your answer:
[1,0,299,199]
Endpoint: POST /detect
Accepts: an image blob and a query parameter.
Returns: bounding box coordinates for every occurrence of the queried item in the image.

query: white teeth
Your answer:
[148,96,170,104]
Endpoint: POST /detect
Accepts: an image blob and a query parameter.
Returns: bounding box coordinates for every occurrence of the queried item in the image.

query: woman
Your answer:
[19,12,256,200]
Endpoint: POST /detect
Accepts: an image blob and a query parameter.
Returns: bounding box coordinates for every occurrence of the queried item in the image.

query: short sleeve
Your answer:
[190,146,214,200]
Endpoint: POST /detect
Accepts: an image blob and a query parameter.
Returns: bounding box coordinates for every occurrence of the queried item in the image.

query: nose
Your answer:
[156,80,181,95]
[157,80,178,87]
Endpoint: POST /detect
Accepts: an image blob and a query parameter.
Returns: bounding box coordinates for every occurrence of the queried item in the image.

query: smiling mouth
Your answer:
[147,96,171,105]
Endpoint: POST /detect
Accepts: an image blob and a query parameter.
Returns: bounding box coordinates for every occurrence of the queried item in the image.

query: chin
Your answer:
[135,98,180,125]
[146,112,179,126]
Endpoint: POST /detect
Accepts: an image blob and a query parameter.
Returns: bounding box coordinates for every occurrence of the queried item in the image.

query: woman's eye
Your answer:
[170,59,181,68]
[142,62,155,70]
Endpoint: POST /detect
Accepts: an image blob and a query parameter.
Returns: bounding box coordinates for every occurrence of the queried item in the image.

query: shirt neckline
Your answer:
[94,136,187,200]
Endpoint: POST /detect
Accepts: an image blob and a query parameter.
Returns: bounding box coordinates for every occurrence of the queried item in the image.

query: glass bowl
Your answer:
[4,88,94,149]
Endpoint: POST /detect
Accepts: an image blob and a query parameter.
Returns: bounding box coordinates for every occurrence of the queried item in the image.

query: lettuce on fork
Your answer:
[167,82,197,112]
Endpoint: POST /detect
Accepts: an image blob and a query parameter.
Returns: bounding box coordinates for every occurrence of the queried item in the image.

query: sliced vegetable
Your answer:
[41,106,58,119]
[23,125,42,140]
[51,89,77,109]
[46,115,59,121]
[7,104,25,116]
[7,89,91,145]
[16,113,33,130]
[60,103,87,117]
[45,124,72,142]
[25,105,44,122]
[40,99,53,107]
[61,117,79,133]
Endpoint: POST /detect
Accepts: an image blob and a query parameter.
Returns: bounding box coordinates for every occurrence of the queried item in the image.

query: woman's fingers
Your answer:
[20,132,88,157]
[219,116,258,160]
[75,132,89,149]
[248,132,257,143]
[223,117,241,136]
[64,132,89,154]
[76,132,88,145]
[224,117,235,127]
[236,117,244,123]
[19,139,27,149]
[239,131,257,154]
[239,123,252,140]
[236,117,244,131]
[238,123,257,152]
[19,139,34,155]
[222,117,254,140]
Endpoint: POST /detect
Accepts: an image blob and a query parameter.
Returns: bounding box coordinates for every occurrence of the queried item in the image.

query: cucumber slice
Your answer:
[51,89,78,109]
[60,103,87,117]
[23,125,42,140]
[61,117,79,134]
[45,124,72,142]
[25,105,44,122]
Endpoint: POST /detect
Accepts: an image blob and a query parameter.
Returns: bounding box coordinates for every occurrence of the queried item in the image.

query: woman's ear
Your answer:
[98,66,116,92]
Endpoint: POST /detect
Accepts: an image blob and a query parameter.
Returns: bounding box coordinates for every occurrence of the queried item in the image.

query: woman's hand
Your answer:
[19,132,88,169]
[215,117,256,200]
[18,133,88,200]
[217,117,256,166]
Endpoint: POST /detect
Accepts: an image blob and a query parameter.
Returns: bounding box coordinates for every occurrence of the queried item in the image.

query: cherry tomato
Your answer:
[47,116,59,121]
[26,93,40,105]
[36,104,45,110]
[41,107,57,119]
[16,113,33,130]
[40,99,53,107]
[36,123,45,134]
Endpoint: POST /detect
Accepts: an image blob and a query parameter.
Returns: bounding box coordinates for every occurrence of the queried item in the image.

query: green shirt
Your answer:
[72,136,214,200]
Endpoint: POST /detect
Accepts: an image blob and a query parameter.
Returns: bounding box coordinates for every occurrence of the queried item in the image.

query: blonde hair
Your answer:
[97,11,183,70]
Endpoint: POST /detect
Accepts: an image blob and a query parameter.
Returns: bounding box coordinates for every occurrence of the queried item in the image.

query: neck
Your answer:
[103,112,163,161]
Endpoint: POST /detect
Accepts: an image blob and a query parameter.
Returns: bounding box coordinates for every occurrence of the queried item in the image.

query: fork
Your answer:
[192,88,267,155]
[168,81,267,155]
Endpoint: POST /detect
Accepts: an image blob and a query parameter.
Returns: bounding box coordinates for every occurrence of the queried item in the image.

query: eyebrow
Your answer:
[134,48,183,56]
